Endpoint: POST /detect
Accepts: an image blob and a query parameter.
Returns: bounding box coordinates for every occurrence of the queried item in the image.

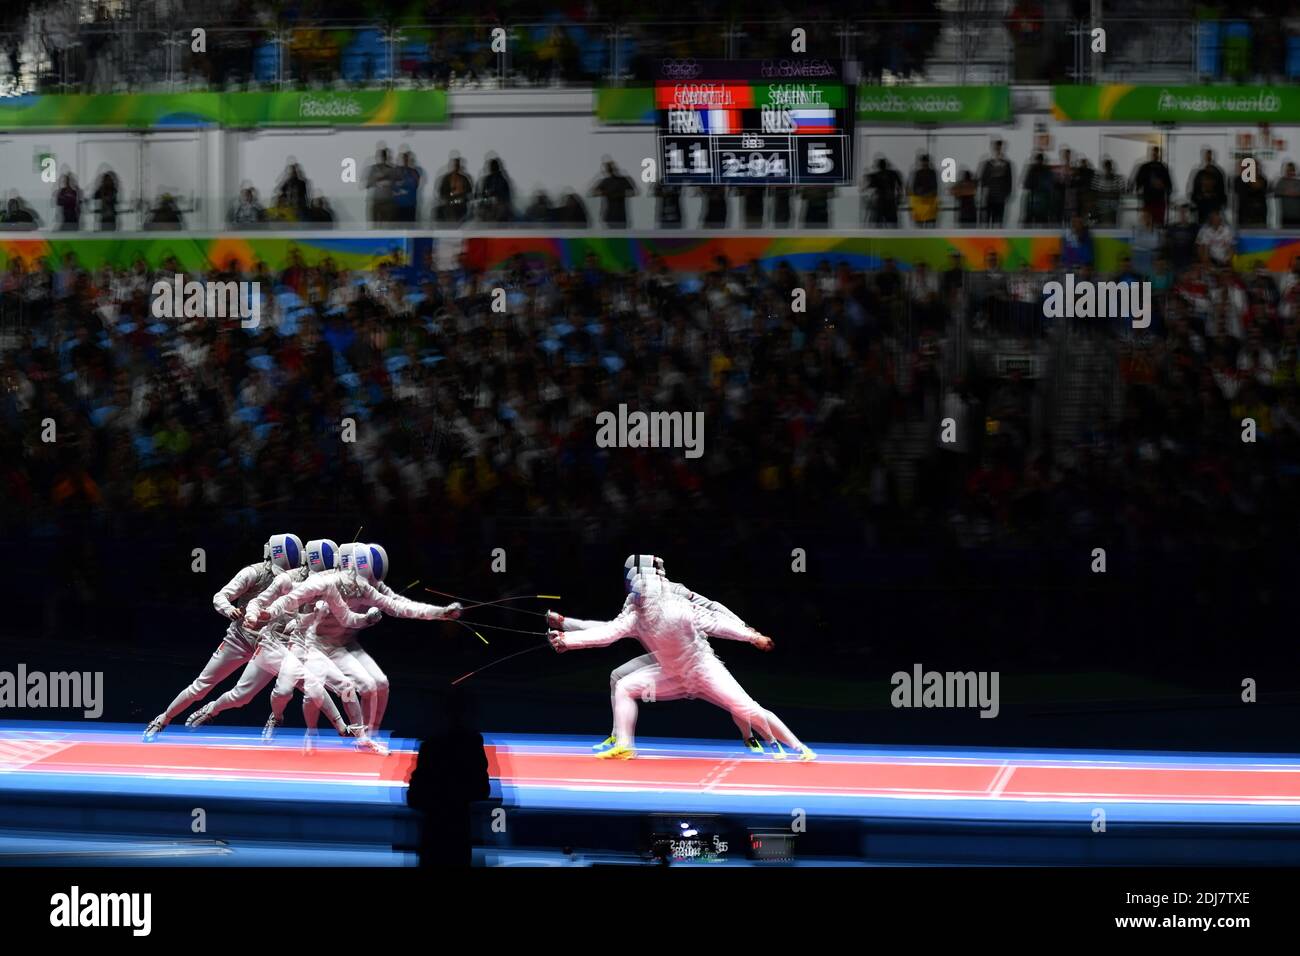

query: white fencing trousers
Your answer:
[609,653,752,740]
[611,656,804,751]
[272,646,360,730]
[161,637,255,721]
[321,642,390,732]
[202,641,289,718]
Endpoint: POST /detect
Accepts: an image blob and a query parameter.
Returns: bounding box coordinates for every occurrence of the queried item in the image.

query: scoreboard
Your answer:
[655,59,855,187]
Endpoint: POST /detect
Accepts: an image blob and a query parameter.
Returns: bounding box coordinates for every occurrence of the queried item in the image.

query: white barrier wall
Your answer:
[0,90,1292,230]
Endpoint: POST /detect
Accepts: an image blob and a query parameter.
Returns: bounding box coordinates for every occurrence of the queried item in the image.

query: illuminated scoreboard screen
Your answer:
[656,60,856,186]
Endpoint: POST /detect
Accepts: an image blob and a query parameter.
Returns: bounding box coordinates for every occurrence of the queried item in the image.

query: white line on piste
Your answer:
[987,762,1016,798]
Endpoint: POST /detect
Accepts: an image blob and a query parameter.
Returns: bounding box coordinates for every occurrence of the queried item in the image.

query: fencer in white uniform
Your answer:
[144,534,300,740]
[183,538,377,747]
[548,570,815,761]
[548,554,764,752]
[257,542,462,737]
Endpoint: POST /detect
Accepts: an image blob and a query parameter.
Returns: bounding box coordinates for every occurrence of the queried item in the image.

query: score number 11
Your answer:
[665,141,712,176]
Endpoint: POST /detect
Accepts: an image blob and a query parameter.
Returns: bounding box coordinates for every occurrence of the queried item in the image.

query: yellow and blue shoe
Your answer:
[595,744,636,760]
[768,741,787,761]
[797,746,818,762]
[745,735,765,754]
[592,733,618,753]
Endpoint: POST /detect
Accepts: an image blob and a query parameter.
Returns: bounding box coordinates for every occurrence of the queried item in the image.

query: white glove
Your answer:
[546,610,565,628]
[444,602,463,620]
[364,607,383,626]
[548,629,567,653]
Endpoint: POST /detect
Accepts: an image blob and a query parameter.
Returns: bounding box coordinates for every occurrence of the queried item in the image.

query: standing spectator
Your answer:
[1187,149,1228,225]
[800,186,832,228]
[55,173,82,231]
[393,150,424,225]
[1167,203,1199,274]
[1072,157,1096,224]
[1197,210,1235,267]
[1233,155,1269,228]
[951,170,977,227]
[276,162,310,219]
[698,186,728,228]
[590,160,638,228]
[1132,145,1172,225]
[737,184,766,228]
[864,158,903,226]
[365,146,397,225]
[1275,160,1300,228]
[1022,152,1054,225]
[93,170,119,231]
[977,139,1014,227]
[908,154,938,228]
[435,155,473,224]
[771,186,792,228]
[1092,157,1125,226]
[653,183,682,228]
[1052,147,1074,225]
[476,157,514,223]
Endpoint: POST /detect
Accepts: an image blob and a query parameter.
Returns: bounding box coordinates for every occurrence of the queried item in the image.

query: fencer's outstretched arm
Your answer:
[244,572,299,627]
[670,584,745,626]
[551,604,638,651]
[263,574,457,623]
[693,607,766,645]
[213,564,277,621]
[553,595,634,631]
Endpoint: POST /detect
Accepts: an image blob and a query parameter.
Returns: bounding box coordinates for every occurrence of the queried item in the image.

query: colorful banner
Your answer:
[855,86,1010,124]
[0,90,448,130]
[0,235,411,273]
[1052,85,1300,123]
[595,86,655,125]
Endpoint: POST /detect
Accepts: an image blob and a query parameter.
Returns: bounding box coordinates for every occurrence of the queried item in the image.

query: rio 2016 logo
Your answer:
[659,59,701,79]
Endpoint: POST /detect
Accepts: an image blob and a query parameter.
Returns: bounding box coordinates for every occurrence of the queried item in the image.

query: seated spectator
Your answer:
[229,186,266,226]
[0,196,39,228]
[1131,210,1162,276]
[145,194,184,230]
[305,195,334,224]
[1166,203,1199,274]
[524,189,554,224]
[476,157,514,223]
[555,190,588,227]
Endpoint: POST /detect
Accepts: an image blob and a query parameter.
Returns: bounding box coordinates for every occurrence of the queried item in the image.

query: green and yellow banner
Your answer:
[855,86,1010,124]
[0,90,449,130]
[1052,85,1300,123]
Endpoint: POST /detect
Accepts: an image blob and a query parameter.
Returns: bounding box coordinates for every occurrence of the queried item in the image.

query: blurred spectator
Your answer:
[1022,152,1054,225]
[653,183,682,228]
[93,170,119,231]
[476,157,514,223]
[590,160,638,228]
[1061,215,1094,269]
[800,186,832,228]
[0,196,39,228]
[1197,209,1235,267]
[864,158,904,227]
[1275,161,1300,228]
[1132,145,1172,226]
[306,195,334,224]
[55,174,82,231]
[951,169,977,227]
[737,185,766,229]
[1233,155,1269,228]
[555,190,588,227]
[1167,203,1199,274]
[365,146,398,225]
[436,156,473,224]
[698,186,728,228]
[1092,158,1125,227]
[1130,210,1161,276]
[1187,149,1228,225]
[229,186,266,226]
[276,162,310,220]
[908,154,938,228]
[394,150,424,225]
[145,194,184,230]
[977,140,1014,227]
[524,189,554,224]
